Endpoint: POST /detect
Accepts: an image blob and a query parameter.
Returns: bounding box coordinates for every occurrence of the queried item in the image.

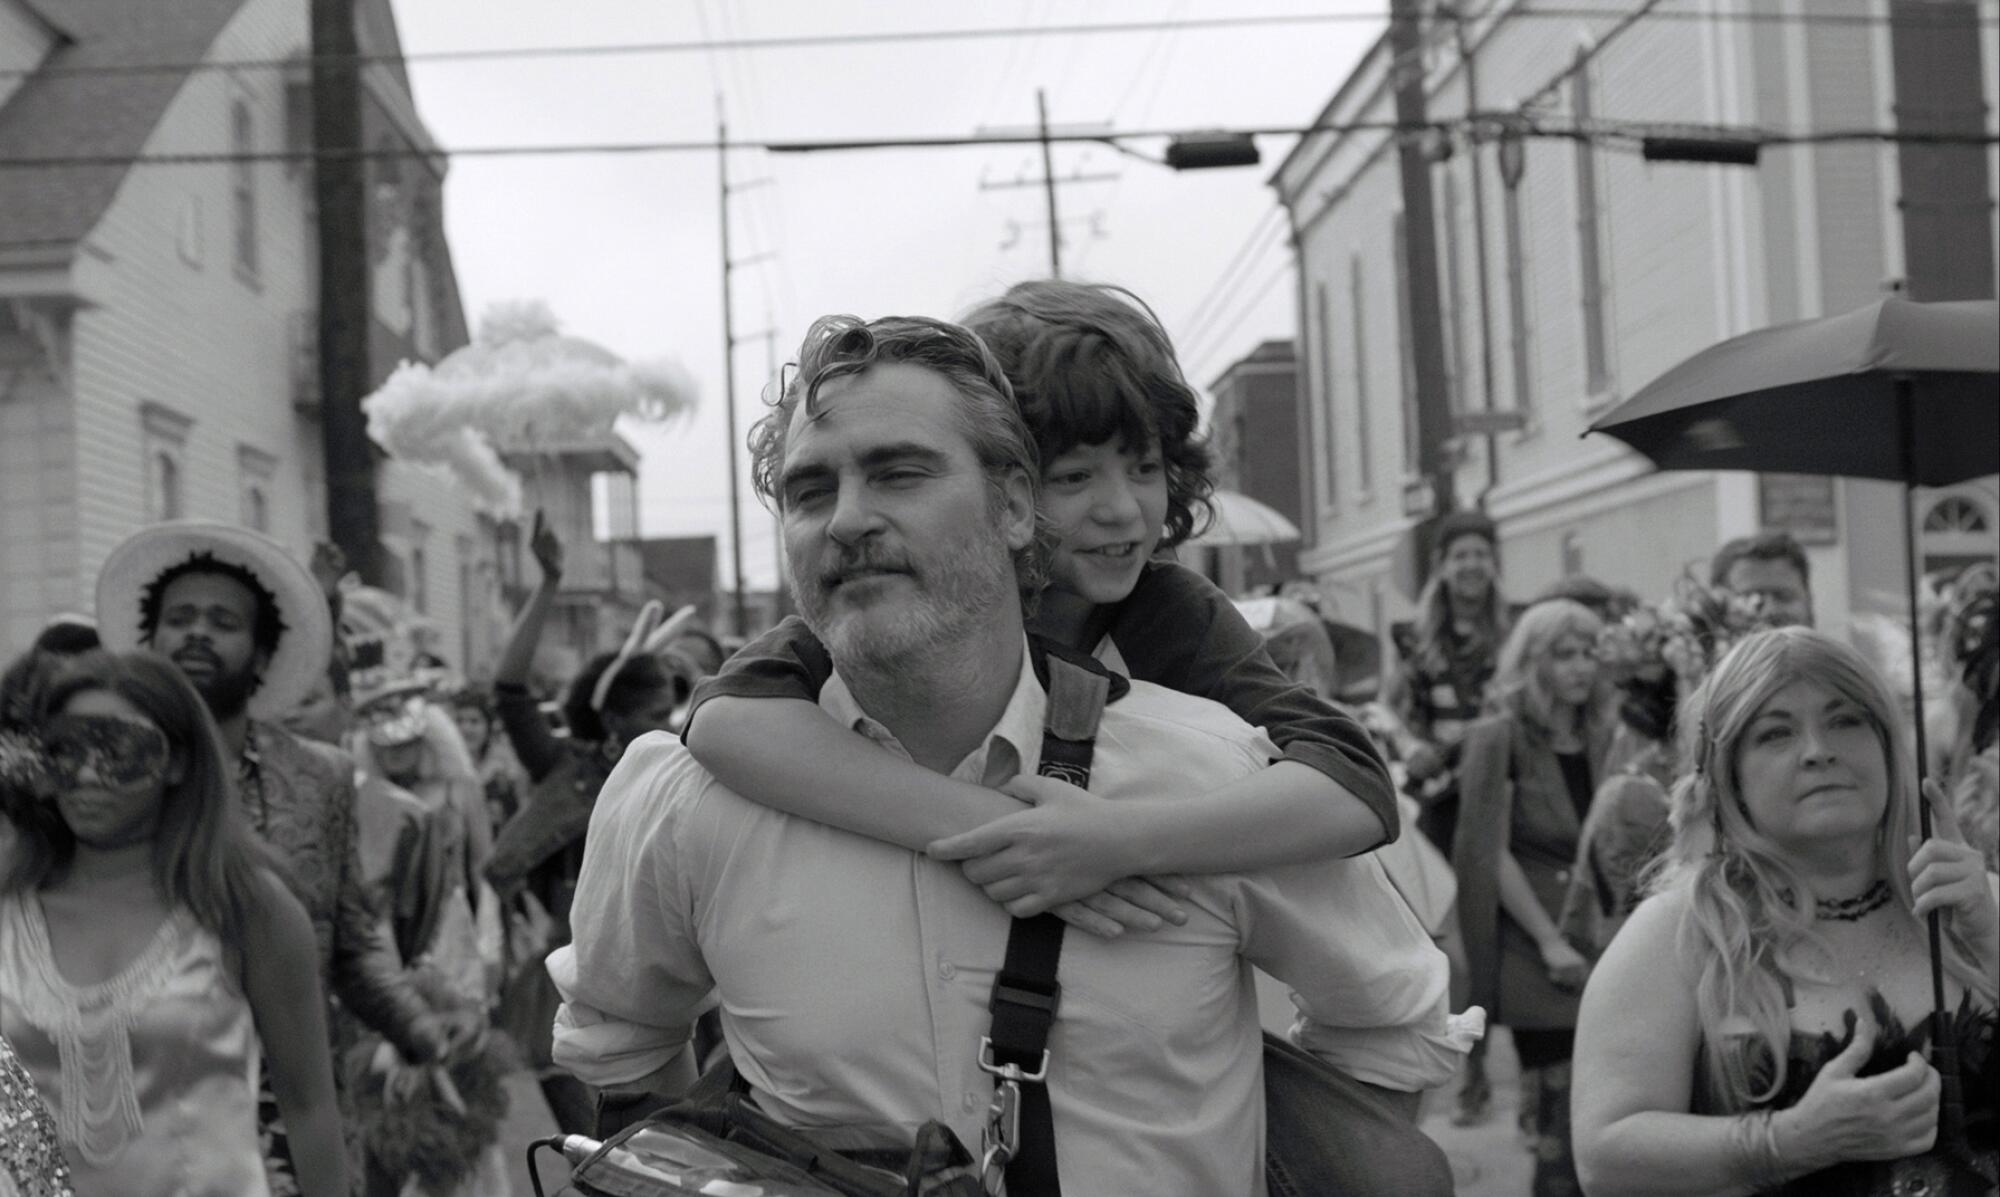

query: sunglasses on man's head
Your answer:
[39,714,171,788]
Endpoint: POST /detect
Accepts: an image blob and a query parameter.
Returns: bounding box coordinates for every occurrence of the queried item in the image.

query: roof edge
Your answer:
[13,0,75,43]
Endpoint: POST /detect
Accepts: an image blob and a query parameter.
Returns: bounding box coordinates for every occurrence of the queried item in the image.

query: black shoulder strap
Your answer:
[980,639,1120,1196]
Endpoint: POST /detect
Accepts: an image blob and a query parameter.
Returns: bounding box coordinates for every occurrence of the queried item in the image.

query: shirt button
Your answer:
[938,961,957,979]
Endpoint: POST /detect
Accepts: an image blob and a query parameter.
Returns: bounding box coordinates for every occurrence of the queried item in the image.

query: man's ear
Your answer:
[997,467,1038,553]
[167,750,189,786]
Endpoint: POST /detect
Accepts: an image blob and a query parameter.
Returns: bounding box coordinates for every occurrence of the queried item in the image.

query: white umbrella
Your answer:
[1189,488,1302,548]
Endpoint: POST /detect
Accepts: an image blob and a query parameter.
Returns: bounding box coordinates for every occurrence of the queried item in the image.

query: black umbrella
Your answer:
[1590,295,1999,1167]
[1588,297,1996,484]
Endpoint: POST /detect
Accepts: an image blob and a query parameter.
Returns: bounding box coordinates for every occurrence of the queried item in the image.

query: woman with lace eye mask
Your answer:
[0,651,346,1197]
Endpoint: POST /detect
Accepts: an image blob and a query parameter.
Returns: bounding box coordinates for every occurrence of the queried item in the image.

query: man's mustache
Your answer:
[173,646,222,670]
[817,547,913,587]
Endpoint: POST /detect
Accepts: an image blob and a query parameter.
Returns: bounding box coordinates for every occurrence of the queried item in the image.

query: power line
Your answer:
[1177,217,1293,363]
[1176,206,1288,344]
[707,2,803,331]
[6,121,1990,170]
[5,7,1990,81]
[1517,0,1673,114]
[1074,0,1193,274]
[1181,249,1290,367]
[1178,256,1296,383]
[0,12,1398,81]
[974,0,1050,134]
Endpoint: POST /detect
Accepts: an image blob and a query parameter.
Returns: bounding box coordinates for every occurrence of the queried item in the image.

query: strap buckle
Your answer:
[979,1073,1021,1189]
[976,1035,1050,1084]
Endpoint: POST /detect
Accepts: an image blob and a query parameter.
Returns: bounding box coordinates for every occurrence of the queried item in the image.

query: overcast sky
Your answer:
[389,1,1383,590]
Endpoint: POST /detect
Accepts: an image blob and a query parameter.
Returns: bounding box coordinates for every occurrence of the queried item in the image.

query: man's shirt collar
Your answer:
[817,636,1045,788]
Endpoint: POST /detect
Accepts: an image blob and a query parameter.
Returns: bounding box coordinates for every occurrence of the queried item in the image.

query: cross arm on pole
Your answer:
[979,170,1120,190]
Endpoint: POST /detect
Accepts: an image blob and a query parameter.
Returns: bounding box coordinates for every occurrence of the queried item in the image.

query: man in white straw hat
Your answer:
[95,521,459,1178]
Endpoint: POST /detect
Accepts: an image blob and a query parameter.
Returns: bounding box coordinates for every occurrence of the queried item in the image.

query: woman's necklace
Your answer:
[1815,879,1893,922]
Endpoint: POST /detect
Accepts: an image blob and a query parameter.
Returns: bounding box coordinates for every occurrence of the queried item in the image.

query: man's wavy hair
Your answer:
[963,280,1214,549]
[748,314,1053,609]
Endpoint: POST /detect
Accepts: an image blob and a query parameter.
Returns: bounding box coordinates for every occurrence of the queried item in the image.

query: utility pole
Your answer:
[977,93,1117,277]
[1450,7,1503,499]
[1037,90,1061,276]
[765,322,788,619]
[1886,0,1995,301]
[716,98,747,639]
[1387,0,1458,555]
[310,0,381,583]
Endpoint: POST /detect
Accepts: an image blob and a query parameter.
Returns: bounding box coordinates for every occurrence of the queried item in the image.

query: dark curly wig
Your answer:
[1615,670,1678,745]
[561,650,675,745]
[964,280,1215,549]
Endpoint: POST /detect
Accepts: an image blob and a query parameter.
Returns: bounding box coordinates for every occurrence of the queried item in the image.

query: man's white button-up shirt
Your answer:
[550,643,1467,1195]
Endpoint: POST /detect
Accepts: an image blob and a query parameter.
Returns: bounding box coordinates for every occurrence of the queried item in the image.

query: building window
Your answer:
[141,401,193,522]
[1502,165,1534,416]
[494,518,523,590]
[1348,254,1375,493]
[1570,49,1611,397]
[1314,280,1339,507]
[1920,494,1997,577]
[457,534,478,671]
[176,196,204,268]
[410,194,439,361]
[231,100,259,278]
[1390,214,1420,475]
[410,520,431,615]
[153,454,183,520]
[1561,530,1585,577]
[238,444,277,533]
[1924,496,1990,534]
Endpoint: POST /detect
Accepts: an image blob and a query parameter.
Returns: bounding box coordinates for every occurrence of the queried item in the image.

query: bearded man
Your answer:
[550,316,1471,1194]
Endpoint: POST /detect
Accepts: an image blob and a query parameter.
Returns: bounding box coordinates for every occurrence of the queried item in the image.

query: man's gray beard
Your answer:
[794,523,1018,684]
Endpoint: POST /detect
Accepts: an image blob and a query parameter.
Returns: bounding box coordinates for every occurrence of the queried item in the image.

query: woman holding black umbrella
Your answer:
[1572,627,1997,1196]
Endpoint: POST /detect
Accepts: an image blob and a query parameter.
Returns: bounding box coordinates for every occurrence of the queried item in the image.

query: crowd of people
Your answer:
[0,276,1993,1197]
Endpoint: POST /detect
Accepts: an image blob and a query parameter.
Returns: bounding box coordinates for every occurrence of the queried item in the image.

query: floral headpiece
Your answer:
[1940,564,1997,673]
[0,726,53,804]
[1596,573,1769,689]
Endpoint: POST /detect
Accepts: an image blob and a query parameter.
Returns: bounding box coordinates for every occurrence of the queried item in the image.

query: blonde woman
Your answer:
[1573,627,1998,1196]
[1453,598,1615,1195]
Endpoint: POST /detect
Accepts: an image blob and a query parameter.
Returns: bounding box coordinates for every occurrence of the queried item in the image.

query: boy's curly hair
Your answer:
[964,280,1214,548]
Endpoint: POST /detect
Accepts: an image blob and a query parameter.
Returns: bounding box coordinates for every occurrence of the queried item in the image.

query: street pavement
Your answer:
[1420,1026,1536,1197]
[499,1072,567,1197]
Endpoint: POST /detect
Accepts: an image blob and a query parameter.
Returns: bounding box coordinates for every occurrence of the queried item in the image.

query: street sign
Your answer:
[1401,477,1437,519]
[1453,409,1528,437]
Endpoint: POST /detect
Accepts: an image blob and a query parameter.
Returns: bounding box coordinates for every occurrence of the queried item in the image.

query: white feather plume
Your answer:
[363,301,698,514]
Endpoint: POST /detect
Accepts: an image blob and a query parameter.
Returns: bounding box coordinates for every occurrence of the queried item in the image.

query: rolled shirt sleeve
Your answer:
[547,735,716,1088]
[1234,851,1483,1092]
